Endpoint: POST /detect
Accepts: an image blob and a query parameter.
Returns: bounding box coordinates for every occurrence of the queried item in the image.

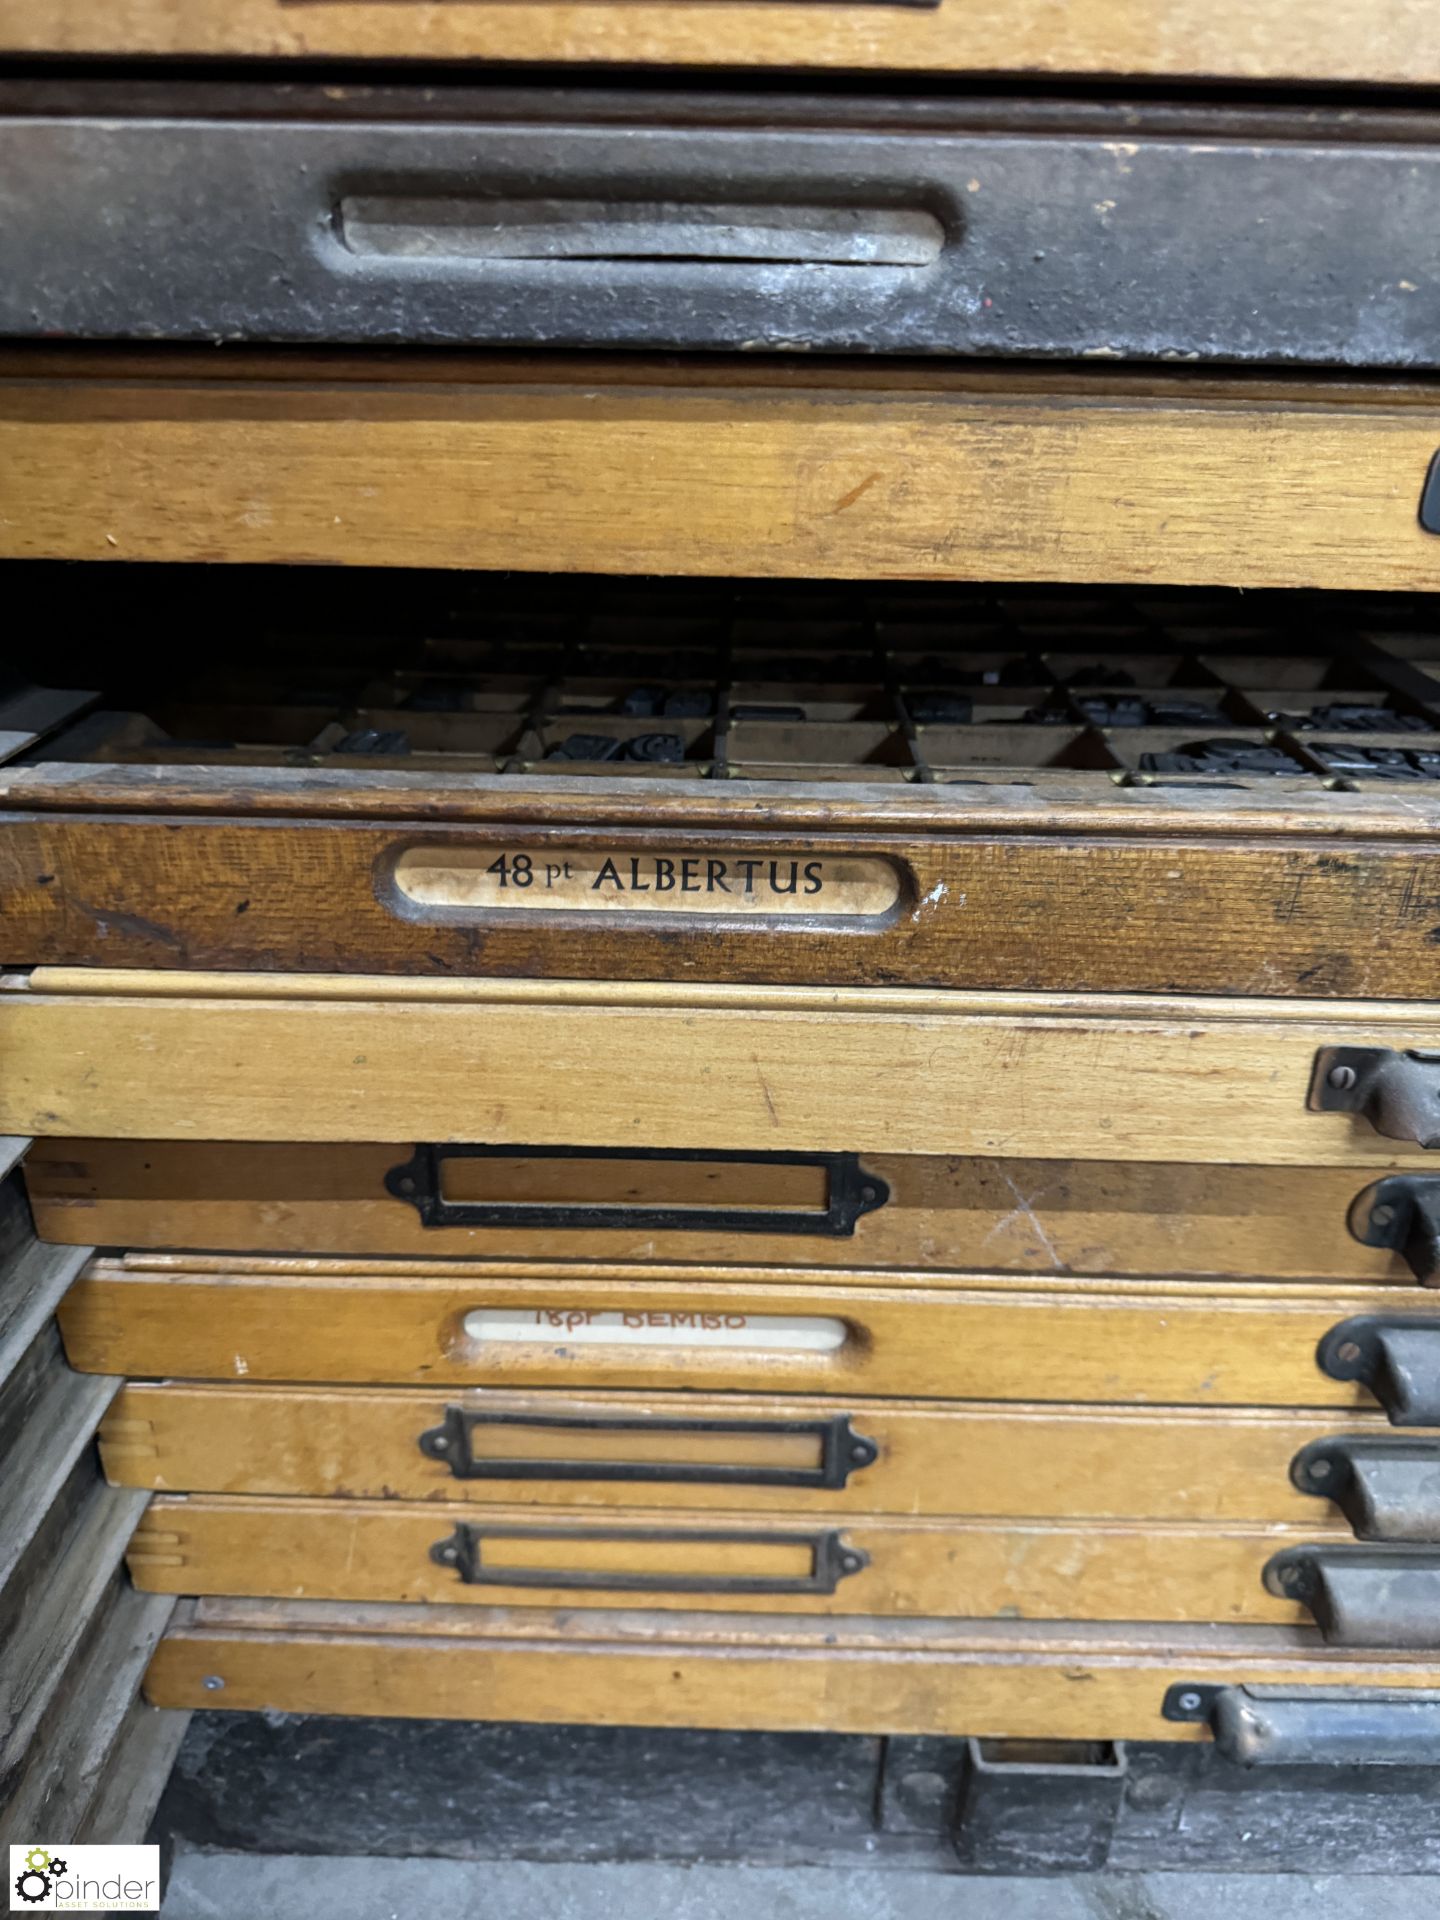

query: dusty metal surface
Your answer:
[2,86,1440,363]
[156,1715,1440,1872]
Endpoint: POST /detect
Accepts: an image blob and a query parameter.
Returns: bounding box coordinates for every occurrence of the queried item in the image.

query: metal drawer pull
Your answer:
[429,1522,868,1596]
[419,1407,878,1489]
[1316,1315,1440,1426]
[1308,1047,1440,1148]
[1263,1544,1440,1648]
[1421,451,1440,536]
[1348,1175,1440,1286]
[1291,1436,1440,1542]
[1164,1683,1440,1764]
[387,1143,889,1236]
[341,199,945,268]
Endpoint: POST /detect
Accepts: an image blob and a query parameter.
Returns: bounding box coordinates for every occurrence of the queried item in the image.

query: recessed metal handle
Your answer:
[1164,1683,1440,1764]
[386,1143,889,1237]
[341,198,946,267]
[1317,1315,1440,1426]
[1349,1176,1440,1286]
[429,1521,868,1596]
[1264,1543,1440,1647]
[419,1407,879,1490]
[1292,1435,1440,1542]
[1309,1048,1440,1149]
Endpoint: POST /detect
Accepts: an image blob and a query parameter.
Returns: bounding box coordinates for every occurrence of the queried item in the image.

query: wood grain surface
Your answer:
[0,0,1435,86]
[56,1257,1433,1406]
[2,354,1438,587]
[145,1600,1440,1738]
[6,969,1440,1163]
[3,797,1439,996]
[99,1381,1385,1523]
[124,1492,1326,1622]
[26,1141,1412,1282]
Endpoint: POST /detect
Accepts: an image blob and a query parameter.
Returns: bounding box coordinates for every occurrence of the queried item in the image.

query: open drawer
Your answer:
[6,579,1440,998]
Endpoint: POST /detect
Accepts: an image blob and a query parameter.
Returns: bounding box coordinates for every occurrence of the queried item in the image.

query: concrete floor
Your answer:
[159,1855,1439,1919]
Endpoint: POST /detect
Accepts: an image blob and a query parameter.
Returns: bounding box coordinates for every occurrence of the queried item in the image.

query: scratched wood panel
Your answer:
[56,1258,1431,1406]
[145,1599,1440,1738]
[126,1492,1324,1622]
[25,1141,1411,1282]
[0,0,1434,84]
[6,969,1440,1164]
[2,354,1439,587]
[3,799,1440,997]
[99,1382,1384,1523]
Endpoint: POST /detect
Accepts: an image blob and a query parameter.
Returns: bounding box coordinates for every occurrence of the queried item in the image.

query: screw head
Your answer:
[840,1552,863,1573]
[1337,1340,1363,1366]
[1308,1457,1333,1482]
[1176,1690,1203,1713]
[1328,1064,1358,1091]
[1372,1204,1397,1230]
[1279,1564,1301,1588]
[430,1434,451,1451]
[202,1674,226,1692]
[440,1545,458,1563]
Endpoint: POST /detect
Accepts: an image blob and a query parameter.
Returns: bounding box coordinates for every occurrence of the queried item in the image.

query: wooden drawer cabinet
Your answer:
[55,1256,1439,1407]
[24,1141,1418,1281]
[97,1384,1394,1525]
[0,0,1431,88]
[145,1602,1440,1742]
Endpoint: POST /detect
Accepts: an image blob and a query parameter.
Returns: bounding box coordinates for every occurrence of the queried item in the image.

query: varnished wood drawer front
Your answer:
[126,1494,1330,1622]
[0,1,1430,86]
[57,1257,1437,1407]
[27,1142,1414,1283]
[9,971,1440,1166]
[99,1384,1392,1525]
[4,354,1440,590]
[146,1601,1440,1739]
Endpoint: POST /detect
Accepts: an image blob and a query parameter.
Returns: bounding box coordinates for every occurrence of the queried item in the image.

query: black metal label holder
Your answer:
[385,1142,890,1237]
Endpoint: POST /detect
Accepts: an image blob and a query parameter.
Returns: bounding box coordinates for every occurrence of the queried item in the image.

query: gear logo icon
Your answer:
[13,1847,67,1903]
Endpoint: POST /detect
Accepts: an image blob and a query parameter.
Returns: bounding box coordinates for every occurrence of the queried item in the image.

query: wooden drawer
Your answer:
[56,1256,1438,1408]
[6,970,1440,1165]
[25,1141,1416,1281]
[3,89,1437,369]
[125,1493,1327,1622]
[4,354,1440,590]
[146,1600,1440,1740]
[1,0,1431,88]
[7,589,1440,1000]
[98,1383,1390,1525]
[7,775,1440,998]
